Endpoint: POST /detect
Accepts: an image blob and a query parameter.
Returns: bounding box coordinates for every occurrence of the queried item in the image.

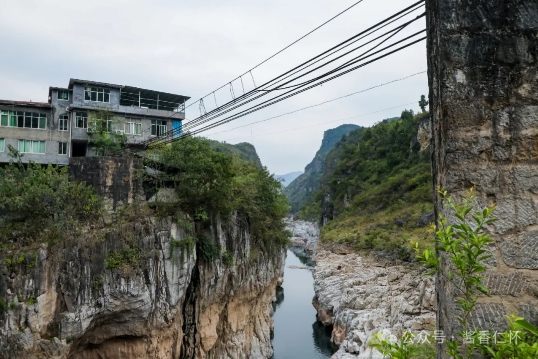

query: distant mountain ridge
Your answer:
[283,124,360,213]
[274,171,303,187]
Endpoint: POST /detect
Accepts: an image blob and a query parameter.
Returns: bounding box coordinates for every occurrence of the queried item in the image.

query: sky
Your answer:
[0,0,428,175]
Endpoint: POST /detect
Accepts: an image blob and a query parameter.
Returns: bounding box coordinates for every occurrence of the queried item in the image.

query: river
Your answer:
[271,250,337,359]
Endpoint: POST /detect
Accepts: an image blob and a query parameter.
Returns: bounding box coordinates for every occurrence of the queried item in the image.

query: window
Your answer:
[59,115,69,131]
[58,90,69,101]
[84,87,110,102]
[58,142,68,155]
[18,140,45,154]
[0,110,46,129]
[75,112,88,128]
[0,138,4,152]
[151,120,167,136]
[125,121,142,135]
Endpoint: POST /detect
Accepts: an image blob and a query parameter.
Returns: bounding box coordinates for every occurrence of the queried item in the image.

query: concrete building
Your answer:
[0,79,189,165]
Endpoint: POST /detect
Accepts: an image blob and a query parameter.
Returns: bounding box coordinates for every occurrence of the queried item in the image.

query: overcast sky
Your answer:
[0,0,427,174]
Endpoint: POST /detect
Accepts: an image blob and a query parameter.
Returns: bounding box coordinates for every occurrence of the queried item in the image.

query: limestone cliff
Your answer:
[0,157,285,359]
[313,244,435,359]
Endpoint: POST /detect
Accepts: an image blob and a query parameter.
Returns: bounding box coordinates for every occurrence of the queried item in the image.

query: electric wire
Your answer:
[183,0,368,112]
[153,0,425,132]
[174,16,425,137]
[149,36,426,148]
[118,2,426,153]
[204,71,425,137]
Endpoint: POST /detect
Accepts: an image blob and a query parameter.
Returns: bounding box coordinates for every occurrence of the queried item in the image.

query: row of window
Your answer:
[0,110,47,129]
[2,139,68,155]
[0,110,167,135]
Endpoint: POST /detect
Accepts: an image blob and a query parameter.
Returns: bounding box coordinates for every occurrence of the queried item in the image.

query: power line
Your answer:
[137,1,424,138]
[181,32,426,136]
[118,2,426,153]
[151,36,426,147]
[216,101,417,142]
[178,21,425,136]
[183,0,368,112]
[177,2,425,132]
[204,71,425,137]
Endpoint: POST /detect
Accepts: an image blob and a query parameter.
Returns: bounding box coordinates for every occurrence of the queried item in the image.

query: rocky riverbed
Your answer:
[286,219,436,359]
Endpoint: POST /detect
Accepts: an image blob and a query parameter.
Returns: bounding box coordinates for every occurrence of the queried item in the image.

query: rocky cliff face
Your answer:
[0,157,285,359]
[284,124,360,213]
[313,244,435,359]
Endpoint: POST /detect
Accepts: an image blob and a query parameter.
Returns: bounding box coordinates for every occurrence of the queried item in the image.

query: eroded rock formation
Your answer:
[0,157,285,359]
[312,245,435,359]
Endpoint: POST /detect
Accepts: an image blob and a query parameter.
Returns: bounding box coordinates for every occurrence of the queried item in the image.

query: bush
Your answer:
[0,146,102,249]
[105,245,140,270]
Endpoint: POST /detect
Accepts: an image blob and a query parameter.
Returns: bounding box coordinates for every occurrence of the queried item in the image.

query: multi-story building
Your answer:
[0,79,189,165]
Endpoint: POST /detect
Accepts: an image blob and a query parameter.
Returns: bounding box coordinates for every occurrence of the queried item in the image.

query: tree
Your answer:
[87,109,127,156]
[418,94,429,112]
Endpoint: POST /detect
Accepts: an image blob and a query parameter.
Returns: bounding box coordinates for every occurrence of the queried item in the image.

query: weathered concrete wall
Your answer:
[69,156,145,211]
[427,0,538,356]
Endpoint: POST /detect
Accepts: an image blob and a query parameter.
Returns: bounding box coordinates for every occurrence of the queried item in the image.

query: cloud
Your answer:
[0,0,428,173]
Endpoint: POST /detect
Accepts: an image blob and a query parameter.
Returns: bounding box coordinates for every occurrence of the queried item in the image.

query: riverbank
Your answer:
[313,244,436,358]
[285,219,436,358]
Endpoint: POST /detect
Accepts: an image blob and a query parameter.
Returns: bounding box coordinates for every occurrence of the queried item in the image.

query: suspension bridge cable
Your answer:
[127,0,425,144]
[177,17,425,136]
[179,30,426,134]
[177,2,425,129]
[118,2,426,152]
[217,101,417,142]
[204,71,425,137]
[182,0,369,111]
[153,36,426,147]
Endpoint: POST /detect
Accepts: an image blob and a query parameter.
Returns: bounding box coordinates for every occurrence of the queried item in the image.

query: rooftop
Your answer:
[0,100,51,109]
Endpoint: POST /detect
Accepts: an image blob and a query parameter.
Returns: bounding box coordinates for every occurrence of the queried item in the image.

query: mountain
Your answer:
[208,140,263,168]
[283,124,360,213]
[298,110,434,260]
[274,171,303,187]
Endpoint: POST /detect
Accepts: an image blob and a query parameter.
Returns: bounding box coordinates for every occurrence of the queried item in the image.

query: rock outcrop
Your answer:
[286,218,320,262]
[312,245,436,359]
[0,156,285,359]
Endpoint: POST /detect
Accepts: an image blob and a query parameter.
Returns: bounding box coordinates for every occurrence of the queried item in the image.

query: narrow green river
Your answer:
[271,250,337,359]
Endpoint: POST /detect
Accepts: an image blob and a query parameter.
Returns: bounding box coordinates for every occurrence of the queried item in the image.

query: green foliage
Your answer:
[26,296,36,306]
[0,298,7,312]
[9,301,21,310]
[92,275,105,292]
[304,111,433,258]
[105,245,140,270]
[0,147,102,249]
[284,124,361,213]
[154,136,289,253]
[374,191,538,358]
[87,109,127,155]
[222,251,234,266]
[371,332,436,359]
[197,235,221,262]
[170,236,195,262]
[418,94,429,112]
[157,136,236,217]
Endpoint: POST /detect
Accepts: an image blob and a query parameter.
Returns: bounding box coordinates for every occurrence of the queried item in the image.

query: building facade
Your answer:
[0,79,189,165]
